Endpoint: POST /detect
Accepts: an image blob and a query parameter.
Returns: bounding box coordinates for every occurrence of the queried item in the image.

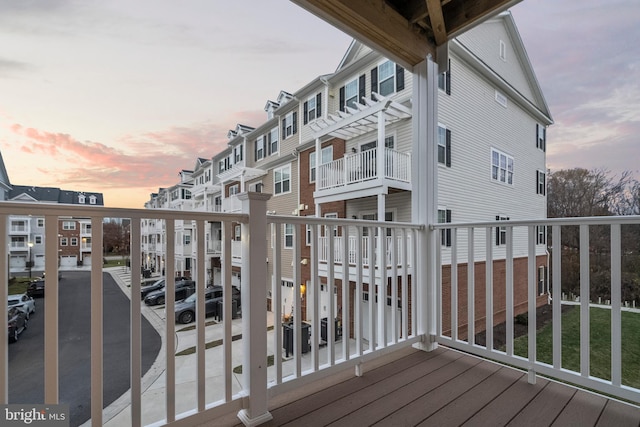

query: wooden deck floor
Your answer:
[227,346,640,427]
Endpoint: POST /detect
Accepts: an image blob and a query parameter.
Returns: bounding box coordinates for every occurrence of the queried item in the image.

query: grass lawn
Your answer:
[8,277,32,295]
[513,306,640,388]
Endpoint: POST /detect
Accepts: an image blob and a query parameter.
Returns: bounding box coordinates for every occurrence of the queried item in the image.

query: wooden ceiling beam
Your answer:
[426,0,447,46]
[442,0,521,37]
[290,0,435,68]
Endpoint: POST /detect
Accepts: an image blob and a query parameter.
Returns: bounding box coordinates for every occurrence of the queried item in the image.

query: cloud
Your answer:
[9,121,234,191]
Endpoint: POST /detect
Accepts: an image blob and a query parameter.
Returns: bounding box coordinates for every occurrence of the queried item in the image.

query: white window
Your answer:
[71,237,78,246]
[438,209,452,247]
[37,218,44,227]
[438,59,451,94]
[495,91,507,108]
[89,195,97,205]
[229,184,240,196]
[284,113,296,138]
[35,235,43,245]
[234,145,243,163]
[536,124,546,151]
[60,237,68,246]
[284,224,294,249]
[255,136,265,161]
[304,94,321,123]
[538,266,546,295]
[184,234,191,245]
[438,125,451,167]
[537,226,546,245]
[269,127,279,154]
[499,40,507,61]
[235,225,241,241]
[324,213,338,238]
[274,165,291,195]
[491,149,514,185]
[345,78,358,109]
[537,170,546,195]
[62,221,76,230]
[377,60,395,96]
[495,215,509,246]
[309,146,333,183]
[78,194,85,204]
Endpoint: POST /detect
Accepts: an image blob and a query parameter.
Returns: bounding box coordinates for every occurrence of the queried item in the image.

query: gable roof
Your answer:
[0,151,11,190]
[8,185,104,205]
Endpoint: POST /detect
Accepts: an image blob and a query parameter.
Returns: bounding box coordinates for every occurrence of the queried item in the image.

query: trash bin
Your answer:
[283,322,311,357]
[216,299,239,320]
[142,269,152,278]
[321,317,343,342]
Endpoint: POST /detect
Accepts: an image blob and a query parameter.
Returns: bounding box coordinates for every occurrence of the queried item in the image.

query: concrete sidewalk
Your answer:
[94,267,276,427]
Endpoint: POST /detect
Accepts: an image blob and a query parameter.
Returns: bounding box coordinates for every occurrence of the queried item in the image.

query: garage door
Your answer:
[60,255,77,267]
[10,255,26,269]
[83,254,92,266]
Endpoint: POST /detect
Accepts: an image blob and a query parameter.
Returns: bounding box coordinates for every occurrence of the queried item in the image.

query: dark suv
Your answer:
[174,286,241,324]
[144,280,196,306]
[27,279,45,298]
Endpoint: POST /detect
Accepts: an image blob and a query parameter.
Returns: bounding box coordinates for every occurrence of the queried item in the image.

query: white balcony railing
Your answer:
[222,194,242,213]
[1,199,639,426]
[317,148,411,191]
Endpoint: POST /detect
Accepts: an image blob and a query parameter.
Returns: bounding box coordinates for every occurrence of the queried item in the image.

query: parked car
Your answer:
[8,306,28,343]
[140,278,166,300]
[144,280,196,306]
[174,286,241,324]
[27,279,45,297]
[7,293,36,319]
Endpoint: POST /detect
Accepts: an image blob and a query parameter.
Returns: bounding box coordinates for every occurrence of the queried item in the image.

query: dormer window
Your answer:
[78,194,86,204]
[89,195,96,205]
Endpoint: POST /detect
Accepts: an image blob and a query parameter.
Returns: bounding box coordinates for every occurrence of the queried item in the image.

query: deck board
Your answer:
[228,347,640,427]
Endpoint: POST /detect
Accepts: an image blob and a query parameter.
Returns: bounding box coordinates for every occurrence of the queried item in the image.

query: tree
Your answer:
[103,220,130,255]
[547,168,639,303]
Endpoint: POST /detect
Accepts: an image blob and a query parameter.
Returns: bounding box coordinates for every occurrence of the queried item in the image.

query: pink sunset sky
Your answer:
[1,0,638,208]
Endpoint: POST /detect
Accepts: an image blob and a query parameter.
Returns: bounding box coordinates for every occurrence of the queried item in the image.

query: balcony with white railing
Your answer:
[1,198,639,426]
[222,194,242,213]
[315,148,411,201]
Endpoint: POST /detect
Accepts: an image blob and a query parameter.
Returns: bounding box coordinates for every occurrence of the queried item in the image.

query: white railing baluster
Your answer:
[0,215,6,404]
[579,224,590,378]
[527,225,537,384]
[311,222,320,372]
[272,223,283,384]
[342,225,350,361]
[293,223,302,377]
[390,228,398,344]
[611,224,622,387]
[44,214,60,404]
[505,226,514,356]
[368,227,376,352]
[355,225,364,356]
[129,218,142,427]
[327,224,335,365]
[486,227,494,350]
[451,228,458,341]
[467,227,475,345]
[165,219,176,423]
[552,225,562,370]
[195,219,206,411]
[223,220,233,402]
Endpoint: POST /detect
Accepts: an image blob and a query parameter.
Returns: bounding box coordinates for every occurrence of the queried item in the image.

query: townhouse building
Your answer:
[0,156,104,272]
[142,11,552,339]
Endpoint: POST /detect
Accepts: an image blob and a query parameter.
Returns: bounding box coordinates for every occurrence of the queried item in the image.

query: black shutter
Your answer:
[536,124,540,149]
[445,129,452,167]
[303,101,308,125]
[358,74,366,104]
[293,111,297,135]
[445,60,451,95]
[371,67,378,94]
[339,86,345,112]
[267,133,272,155]
[495,215,500,246]
[542,127,546,152]
[396,64,405,91]
[282,117,286,139]
[254,138,258,161]
[316,93,322,118]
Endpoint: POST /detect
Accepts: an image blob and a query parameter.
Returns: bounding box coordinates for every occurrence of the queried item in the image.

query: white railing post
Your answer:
[237,192,273,426]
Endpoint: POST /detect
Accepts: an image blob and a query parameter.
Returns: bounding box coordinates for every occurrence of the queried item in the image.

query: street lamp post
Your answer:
[27,241,34,278]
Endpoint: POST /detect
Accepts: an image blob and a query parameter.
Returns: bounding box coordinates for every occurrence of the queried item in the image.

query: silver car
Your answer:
[7,293,36,319]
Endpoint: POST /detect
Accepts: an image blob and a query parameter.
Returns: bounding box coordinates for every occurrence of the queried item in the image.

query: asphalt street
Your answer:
[8,270,161,426]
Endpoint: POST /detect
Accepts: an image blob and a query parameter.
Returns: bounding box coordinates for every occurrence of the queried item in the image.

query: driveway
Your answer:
[8,271,161,426]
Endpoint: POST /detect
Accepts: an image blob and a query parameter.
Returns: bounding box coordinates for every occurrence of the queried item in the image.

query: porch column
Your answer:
[377,110,385,179]
[314,137,321,214]
[237,192,273,426]
[412,55,439,352]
